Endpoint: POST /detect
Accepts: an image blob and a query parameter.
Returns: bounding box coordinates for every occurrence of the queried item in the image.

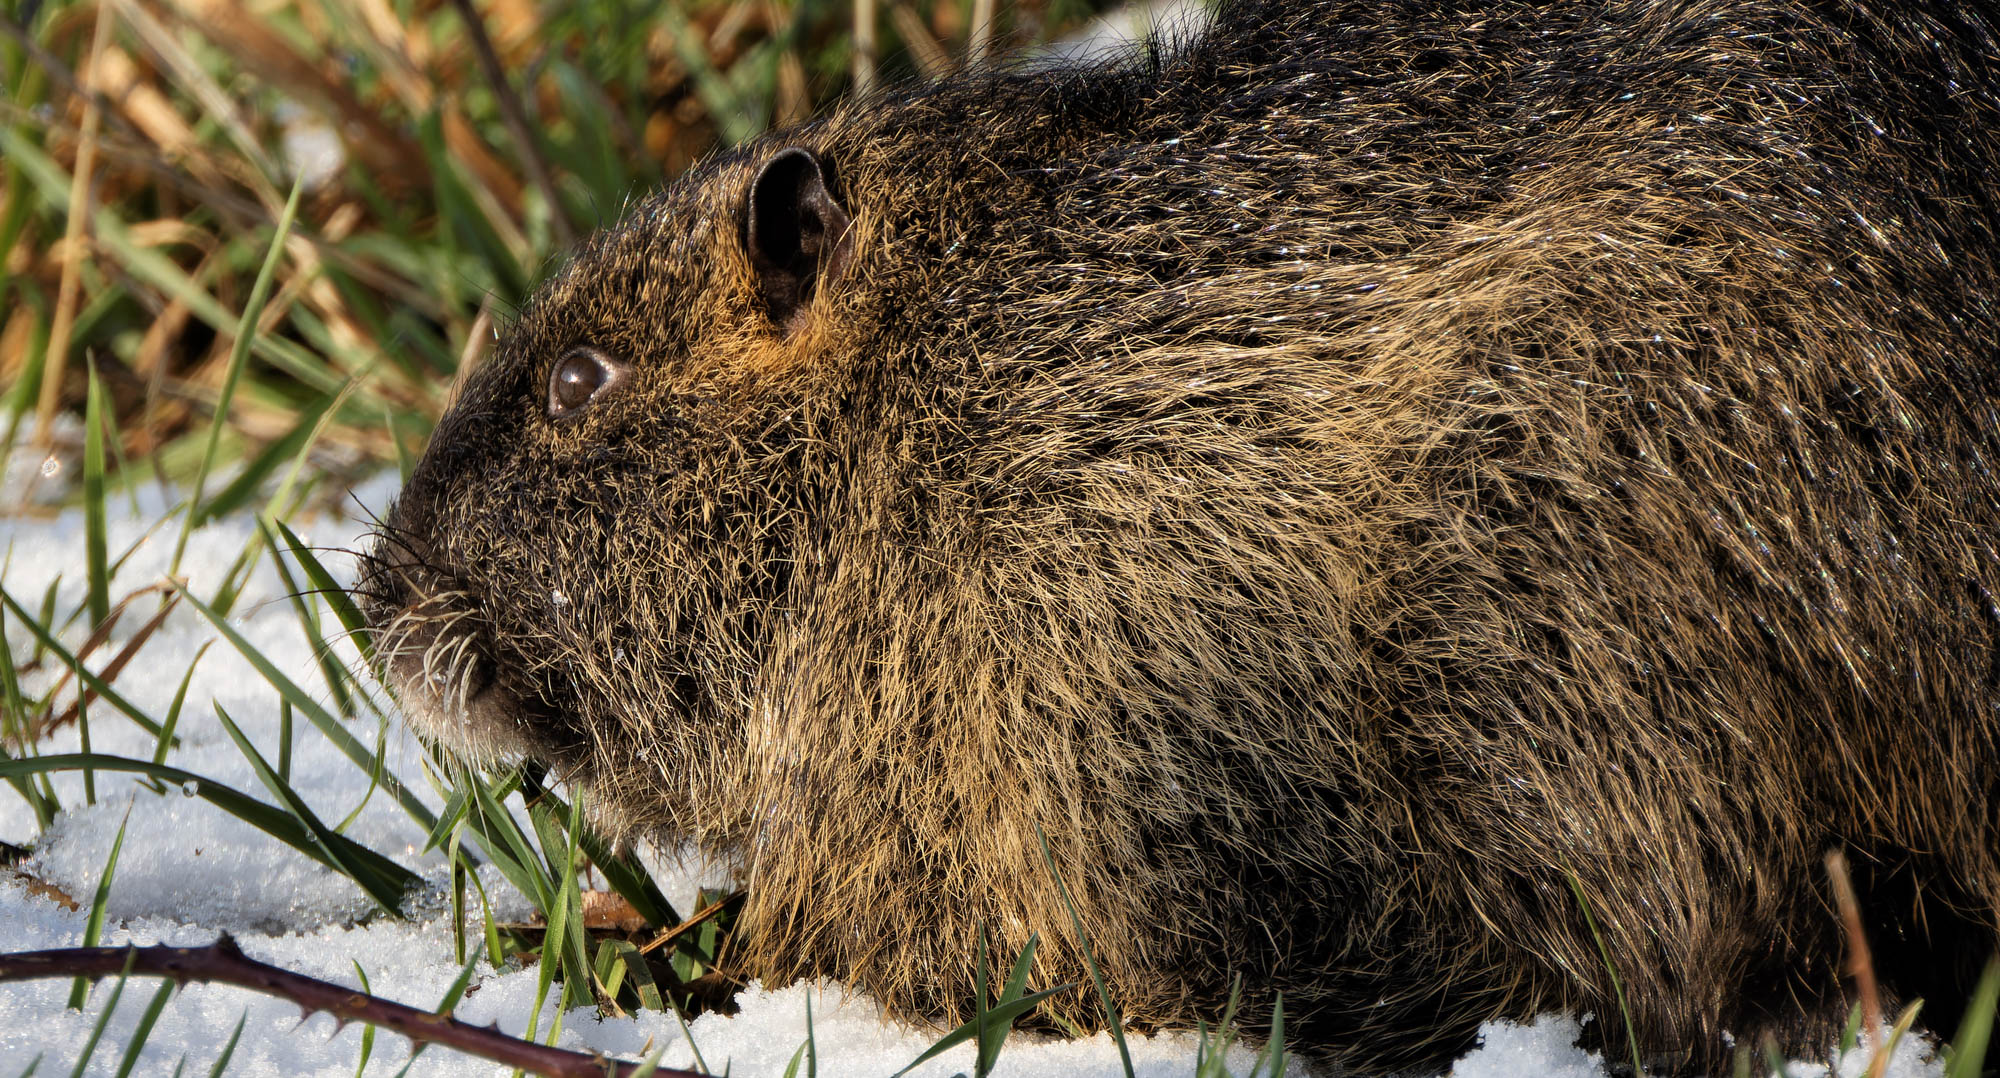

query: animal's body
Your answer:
[361,0,2000,1070]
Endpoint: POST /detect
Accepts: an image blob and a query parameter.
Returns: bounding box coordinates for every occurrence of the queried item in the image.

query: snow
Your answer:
[0,454,1950,1076]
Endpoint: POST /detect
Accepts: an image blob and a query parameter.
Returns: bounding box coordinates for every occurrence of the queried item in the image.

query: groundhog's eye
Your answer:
[546,347,631,421]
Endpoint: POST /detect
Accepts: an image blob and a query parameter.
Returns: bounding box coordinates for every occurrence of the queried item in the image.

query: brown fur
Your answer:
[359,0,2000,1071]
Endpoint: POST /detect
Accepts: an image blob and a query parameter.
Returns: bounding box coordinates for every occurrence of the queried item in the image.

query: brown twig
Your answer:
[1825,849,1888,1078]
[968,0,996,68]
[33,586,180,739]
[638,892,744,957]
[35,1,115,448]
[445,0,574,247]
[888,3,951,80]
[853,0,877,92]
[0,938,711,1077]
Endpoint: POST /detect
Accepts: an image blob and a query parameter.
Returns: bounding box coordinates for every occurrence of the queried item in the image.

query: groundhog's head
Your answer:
[358,142,863,840]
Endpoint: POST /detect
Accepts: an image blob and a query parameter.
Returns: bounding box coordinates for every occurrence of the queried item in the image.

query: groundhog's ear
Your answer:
[743,147,854,334]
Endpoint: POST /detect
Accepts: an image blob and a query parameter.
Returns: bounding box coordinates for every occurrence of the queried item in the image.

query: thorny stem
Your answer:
[0,937,710,1077]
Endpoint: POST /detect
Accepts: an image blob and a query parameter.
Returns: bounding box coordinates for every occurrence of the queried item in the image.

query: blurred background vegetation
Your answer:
[0,0,1137,513]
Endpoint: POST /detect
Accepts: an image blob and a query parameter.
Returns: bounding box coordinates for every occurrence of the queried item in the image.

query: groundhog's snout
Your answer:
[358,520,528,760]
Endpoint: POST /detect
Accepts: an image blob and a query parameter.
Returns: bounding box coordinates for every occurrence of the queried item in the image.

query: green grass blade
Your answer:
[170,173,307,580]
[196,392,336,526]
[630,1045,671,1078]
[1879,999,1922,1072]
[1254,993,1286,1077]
[601,939,665,1012]
[1565,868,1643,1078]
[203,530,267,619]
[352,962,377,1077]
[67,952,136,1078]
[0,587,165,740]
[893,984,1073,1077]
[171,581,436,832]
[475,869,506,969]
[204,1009,247,1078]
[33,578,57,665]
[1947,956,2000,1078]
[72,649,94,806]
[0,604,59,829]
[266,362,378,516]
[0,597,29,740]
[544,790,595,1012]
[448,831,469,963]
[1000,934,1040,1003]
[82,363,109,631]
[420,782,474,856]
[70,810,129,1009]
[258,519,355,718]
[279,700,294,783]
[463,768,551,909]
[593,938,628,1000]
[435,949,485,1016]
[111,978,176,1078]
[152,642,211,767]
[669,1003,712,1077]
[973,934,990,1077]
[1197,978,1246,1078]
[525,849,569,1040]
[390,949,484,1077]
[982,934,1041,1073]
[780,1042,808,1078]
[329,722,388,834]
[211,702,414,915]
[387,405,415,484]
[274,520,374,663]
[519,778,681,928]
[1036,830,1134,1078]
[107,510,186,582]
[0,753,418,890]
[0,741,59,832]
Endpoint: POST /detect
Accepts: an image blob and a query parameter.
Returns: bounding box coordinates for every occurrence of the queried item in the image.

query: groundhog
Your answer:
[358,0,2000,1071]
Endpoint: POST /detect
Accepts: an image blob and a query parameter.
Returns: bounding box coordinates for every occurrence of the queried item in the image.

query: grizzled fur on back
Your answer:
[360,0,2000,1071]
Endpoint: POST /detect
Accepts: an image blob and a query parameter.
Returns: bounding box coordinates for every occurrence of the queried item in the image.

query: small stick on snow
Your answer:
[0,936,709,1078]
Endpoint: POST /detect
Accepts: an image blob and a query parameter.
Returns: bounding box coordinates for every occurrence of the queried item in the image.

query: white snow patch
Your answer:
[1449,1014,1608,1078]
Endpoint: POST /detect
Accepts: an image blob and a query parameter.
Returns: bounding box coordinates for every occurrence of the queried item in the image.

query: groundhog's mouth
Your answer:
[370,599,542,763]
[359,542,547,764]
